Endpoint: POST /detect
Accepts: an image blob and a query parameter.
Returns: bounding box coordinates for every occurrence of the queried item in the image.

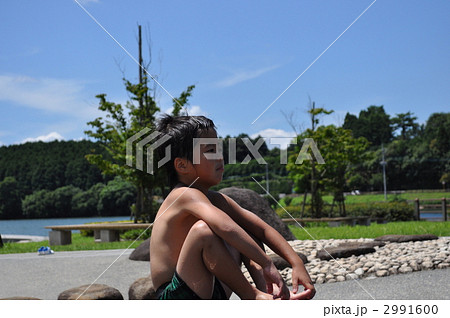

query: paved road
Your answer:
[0,249,150,300]
[1,249,449,300]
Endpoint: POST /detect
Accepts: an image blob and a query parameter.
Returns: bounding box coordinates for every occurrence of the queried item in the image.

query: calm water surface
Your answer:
[0,216,131,236]
[0,213,444,237]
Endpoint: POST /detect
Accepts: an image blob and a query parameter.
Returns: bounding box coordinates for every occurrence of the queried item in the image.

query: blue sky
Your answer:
[0,0,449,146]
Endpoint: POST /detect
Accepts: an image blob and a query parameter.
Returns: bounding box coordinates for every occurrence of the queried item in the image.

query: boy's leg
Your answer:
[222,236,267,295]
[176,220,271,300]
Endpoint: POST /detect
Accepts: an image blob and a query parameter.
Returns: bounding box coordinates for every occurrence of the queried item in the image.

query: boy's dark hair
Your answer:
[156,114,216,188]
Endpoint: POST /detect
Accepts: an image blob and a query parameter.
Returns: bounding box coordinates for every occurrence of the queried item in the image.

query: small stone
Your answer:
[316,277,325,284]
[421,261,434,270]
[376,270,389,277]
[399,266,413,274]
[325,274,334,280]
[327,278,336,283]
[346,273,358,280]
[336,275,345,282]
[437,263,449,269]
[354,268,365,276]
[409,261,420,271]
[365,261,375,268]
[389,267,398,275]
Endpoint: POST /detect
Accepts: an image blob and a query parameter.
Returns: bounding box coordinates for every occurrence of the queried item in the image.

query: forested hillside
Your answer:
[0,140,106,194]
[0,140,135,219]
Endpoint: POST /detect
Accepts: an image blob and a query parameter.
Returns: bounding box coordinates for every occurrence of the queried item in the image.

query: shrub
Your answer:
[121,228,151,241]
[346,201,414,221]
[276,201,415,222]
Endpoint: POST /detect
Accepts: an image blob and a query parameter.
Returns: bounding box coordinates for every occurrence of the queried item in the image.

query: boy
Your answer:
[150,115,315,300]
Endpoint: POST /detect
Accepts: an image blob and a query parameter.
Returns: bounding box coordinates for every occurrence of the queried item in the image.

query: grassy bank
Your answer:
[0,233,144,254]
[289,221,450,240]
[288,190,449,205]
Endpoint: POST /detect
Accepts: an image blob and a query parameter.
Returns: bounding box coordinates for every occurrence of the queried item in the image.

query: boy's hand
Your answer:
[262,262,290,299]
[291,265,316,300]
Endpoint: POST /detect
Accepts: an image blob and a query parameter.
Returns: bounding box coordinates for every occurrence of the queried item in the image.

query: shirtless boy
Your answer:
[150,115,315,300]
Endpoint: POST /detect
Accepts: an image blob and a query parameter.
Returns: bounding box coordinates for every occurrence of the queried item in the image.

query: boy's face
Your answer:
[191,128,224,188]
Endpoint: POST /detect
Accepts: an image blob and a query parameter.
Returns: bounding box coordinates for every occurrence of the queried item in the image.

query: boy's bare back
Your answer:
[150,186,229,290]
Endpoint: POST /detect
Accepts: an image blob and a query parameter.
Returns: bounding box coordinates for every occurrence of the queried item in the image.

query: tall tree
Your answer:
[343,105,392,146]
[285,101,332,217]
[85,26,195,222]
[391,112,419,140]
[287,124,368,217]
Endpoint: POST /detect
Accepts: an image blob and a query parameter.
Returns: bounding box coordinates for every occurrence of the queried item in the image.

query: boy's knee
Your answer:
[190,220,217,241]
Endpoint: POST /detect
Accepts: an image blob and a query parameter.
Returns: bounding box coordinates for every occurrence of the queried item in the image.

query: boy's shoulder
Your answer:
[164,186,218,205]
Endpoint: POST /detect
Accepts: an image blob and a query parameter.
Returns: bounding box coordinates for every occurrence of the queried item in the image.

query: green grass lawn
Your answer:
[289,190,449,205]
[289,221,450,240]
[0,233,145,254]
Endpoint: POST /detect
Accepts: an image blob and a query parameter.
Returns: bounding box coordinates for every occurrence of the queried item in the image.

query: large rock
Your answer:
[129,276,157,300]
[270,252,308,270]
[219,187,296,241]
[374,234,439,243]
[129,238,150,261]
[0,296,41,300]
[317,242,379,261]
[58,284,124,300]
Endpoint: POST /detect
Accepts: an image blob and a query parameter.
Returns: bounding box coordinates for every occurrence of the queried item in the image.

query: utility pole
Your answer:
[265,163,270,193]
[138,25,143,88]
[381,144,387,201]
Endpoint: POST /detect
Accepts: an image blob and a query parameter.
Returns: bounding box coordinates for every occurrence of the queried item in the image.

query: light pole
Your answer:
[381,144,387,201]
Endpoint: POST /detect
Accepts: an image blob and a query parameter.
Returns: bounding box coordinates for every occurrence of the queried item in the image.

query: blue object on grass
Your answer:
[37,246,54,255]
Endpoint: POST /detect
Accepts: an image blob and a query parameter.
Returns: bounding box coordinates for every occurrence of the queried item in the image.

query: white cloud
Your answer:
[251,128,296,149]
[215,65,279,88]
[0,74,100,119]
[21,132,64,144]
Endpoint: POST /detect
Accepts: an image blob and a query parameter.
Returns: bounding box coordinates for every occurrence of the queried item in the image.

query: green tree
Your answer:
[85,29,195,222]
[0,177,22,219]
[49,185,82,218]
[72,183,105,217]
[97,177,136,216]
[22,189,52,218]
[287,125,368,217]
[286,102,333,217]
[343,105,392,146]
[391,112,419,140]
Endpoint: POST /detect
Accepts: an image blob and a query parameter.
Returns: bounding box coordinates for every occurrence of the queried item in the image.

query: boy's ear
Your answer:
[174,157,190,174]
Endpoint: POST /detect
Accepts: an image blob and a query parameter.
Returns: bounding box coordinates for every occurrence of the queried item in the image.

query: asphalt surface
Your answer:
[0,249,449,300]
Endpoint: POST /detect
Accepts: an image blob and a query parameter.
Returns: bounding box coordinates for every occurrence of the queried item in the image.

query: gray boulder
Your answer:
[129,276,157,300]
[374,234,439,243]
[58,284,124,300]
[270,252,308,270]
[219,187,296,241]
[317,242,379,261]
[129,238,150,261]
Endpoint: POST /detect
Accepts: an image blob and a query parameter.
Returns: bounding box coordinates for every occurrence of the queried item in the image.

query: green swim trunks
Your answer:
[156,272,227,300]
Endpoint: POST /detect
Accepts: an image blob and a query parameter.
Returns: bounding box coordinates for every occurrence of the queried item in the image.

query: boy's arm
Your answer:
[221,194,316,299]
[181,189,290,299]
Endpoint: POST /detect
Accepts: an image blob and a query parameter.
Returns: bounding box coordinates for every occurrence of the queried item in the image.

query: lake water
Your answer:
[0,213,445,237]
[0,216,131,237]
